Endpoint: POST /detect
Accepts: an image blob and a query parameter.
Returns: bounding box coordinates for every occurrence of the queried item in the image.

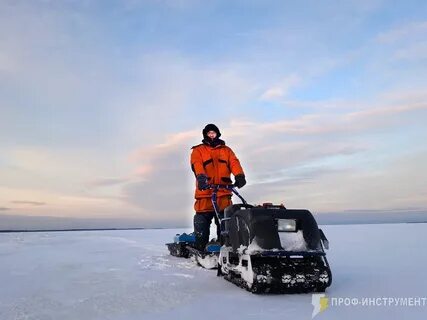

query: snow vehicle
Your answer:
[216,186,332,293]
[167,184,332,293]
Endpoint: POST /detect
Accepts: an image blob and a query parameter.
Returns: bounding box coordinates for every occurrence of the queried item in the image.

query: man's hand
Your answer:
[234,174,246,189]
[196,174,209,191]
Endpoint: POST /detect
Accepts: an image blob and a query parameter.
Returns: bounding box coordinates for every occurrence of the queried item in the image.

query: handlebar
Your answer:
[206,183,236,190]
[207,184,247,219]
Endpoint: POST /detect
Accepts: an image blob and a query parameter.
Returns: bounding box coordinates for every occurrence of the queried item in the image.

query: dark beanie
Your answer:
[202,124,221,139]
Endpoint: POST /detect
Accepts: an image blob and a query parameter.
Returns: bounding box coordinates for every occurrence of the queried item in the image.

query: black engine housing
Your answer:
[223,204,322,252]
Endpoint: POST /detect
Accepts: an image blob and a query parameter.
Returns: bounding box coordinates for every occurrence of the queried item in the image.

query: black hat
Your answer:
[202,124,221,139]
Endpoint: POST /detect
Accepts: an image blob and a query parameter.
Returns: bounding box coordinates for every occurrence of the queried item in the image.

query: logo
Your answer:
[312,293,329,318]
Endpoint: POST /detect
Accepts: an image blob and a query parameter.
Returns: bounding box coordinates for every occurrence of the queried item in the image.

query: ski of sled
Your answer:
[166,234,220,270]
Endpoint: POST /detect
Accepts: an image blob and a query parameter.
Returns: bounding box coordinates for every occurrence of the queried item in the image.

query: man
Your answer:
[190,124,246,250]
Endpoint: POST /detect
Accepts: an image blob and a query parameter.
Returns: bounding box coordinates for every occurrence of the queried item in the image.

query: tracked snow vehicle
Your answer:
[214,185,332,293]
[167,184,332,293]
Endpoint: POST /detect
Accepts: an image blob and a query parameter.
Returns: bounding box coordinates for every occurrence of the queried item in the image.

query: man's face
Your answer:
[207,130,217,140]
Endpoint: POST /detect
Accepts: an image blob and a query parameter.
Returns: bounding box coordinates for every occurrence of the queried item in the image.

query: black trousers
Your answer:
[193,211,222,250]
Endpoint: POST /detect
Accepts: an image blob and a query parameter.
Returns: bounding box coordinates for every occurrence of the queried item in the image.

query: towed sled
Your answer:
[167,184,332,293]
[166,233,221,269]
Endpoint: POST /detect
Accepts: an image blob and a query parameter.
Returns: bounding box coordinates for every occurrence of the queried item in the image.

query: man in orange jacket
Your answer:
[190,124,246,250]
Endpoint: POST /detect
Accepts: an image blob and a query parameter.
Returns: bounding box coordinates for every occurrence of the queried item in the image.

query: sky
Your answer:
[1,0,427,229]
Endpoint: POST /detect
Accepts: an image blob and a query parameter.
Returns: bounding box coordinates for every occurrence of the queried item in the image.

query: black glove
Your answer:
[196,174,209,191]
[234,174,246,189]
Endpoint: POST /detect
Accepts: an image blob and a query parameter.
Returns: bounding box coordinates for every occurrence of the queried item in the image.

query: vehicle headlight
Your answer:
[277,219,297,232]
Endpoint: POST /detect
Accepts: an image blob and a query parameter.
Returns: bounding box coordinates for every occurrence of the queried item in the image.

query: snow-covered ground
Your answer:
[1,224,426,320]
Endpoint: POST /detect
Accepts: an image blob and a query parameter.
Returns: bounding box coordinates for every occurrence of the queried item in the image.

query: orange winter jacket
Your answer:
[190,142,244,199]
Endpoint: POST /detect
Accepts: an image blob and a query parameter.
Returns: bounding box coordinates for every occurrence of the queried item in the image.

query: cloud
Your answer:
[102,51,260,152]
[11,201,46,206]
[284,91,425,134]
[0,1,116,106]
[122,130,198,226]
[260,74,301,101]
[241,149,427,213]
[227,90,427,144]
[88,178,130,188]
[0,207,11,211]
[0,146,131,196]
[376,21,427,44]
[392,42,427,61]
[373,21,427,64]
[121,131,365,220]
[1,0,426,228]
[119,85,427,220]
[120,125,367,218]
